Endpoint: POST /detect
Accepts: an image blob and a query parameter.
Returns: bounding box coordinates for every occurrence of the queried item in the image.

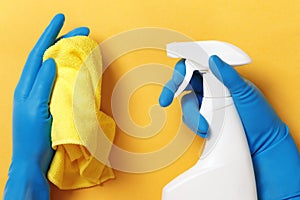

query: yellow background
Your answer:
[1,0,300,199]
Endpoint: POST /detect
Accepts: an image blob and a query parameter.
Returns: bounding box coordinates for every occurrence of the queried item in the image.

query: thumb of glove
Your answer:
[208,55,249,95]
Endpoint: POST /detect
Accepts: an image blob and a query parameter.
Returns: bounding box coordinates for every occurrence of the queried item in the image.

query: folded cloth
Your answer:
[43,36,116,190]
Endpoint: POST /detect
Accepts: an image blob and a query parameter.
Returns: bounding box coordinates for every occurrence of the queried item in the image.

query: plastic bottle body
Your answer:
[162,97,257,200]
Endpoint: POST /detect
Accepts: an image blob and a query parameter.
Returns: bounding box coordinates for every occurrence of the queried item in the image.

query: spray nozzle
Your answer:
[166,41,251,98]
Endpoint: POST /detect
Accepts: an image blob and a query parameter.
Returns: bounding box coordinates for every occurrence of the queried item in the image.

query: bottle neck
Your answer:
[202,72,231,98]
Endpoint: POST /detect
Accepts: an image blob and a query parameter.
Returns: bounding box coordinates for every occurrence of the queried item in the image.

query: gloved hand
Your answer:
[159,55,300,200]
[4,14,90,200]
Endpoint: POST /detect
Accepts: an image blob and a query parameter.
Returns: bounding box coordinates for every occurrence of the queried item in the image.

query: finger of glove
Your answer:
[30,59,56,105]
[159,59,204,107]
[15,14,64,100]
[57,27,90,41]
[181,92,208,138]
[172,59,203,94]
[159,59,186,107]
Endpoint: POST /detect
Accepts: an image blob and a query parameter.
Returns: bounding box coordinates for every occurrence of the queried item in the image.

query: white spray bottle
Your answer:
[162,41,257,200]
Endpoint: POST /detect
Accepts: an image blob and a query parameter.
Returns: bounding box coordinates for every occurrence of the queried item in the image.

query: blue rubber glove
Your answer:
[3,14,90,200]
[159,55,300,200]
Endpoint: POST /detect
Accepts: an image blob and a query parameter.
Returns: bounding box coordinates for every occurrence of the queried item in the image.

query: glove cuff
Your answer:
[253,132,300,200]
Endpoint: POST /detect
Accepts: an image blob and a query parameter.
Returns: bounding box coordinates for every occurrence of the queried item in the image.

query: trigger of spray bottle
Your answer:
[167,40,251,98]
[162,41,257,200]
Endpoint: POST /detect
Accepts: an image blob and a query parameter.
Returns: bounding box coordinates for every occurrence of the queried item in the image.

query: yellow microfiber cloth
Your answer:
[43,36,116,190]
